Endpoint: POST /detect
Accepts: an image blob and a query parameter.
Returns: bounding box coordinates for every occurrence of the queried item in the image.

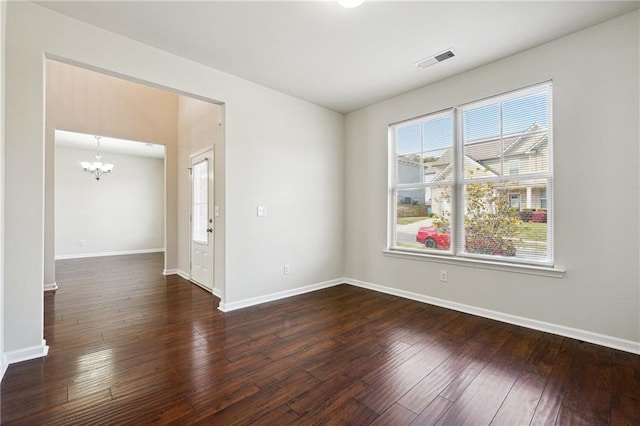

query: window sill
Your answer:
[382,249,565,278]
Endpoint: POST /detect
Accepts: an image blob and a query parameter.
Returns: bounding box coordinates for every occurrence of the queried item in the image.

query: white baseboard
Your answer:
[55,248,164,260]
[164,269,191,280]
[218,278,343,312]
[1,353,8,381]
[44,282,58,292]
[5,339,49,365]
[165,269,219,298]
[190,280,214,293]
[344,277,640,355]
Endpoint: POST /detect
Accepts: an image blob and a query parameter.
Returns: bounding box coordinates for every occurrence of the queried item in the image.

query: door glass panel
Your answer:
[192,159,208,244]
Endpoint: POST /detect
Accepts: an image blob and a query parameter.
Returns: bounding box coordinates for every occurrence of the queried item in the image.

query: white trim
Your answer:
[55,248,164,260]
[189,146,214,159]
[382,249,564,278]
[1,353,8,381]
[177,269,190,280]
[212,287,222,299]
[44,282,58,292]
[344,277,640,355]
[164,269,192,282]
[5,339,49,364]
[218,278,343,312]
[190,279,214,293]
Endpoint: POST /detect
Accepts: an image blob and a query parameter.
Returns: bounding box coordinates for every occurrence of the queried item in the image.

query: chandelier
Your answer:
[80,136,114,181]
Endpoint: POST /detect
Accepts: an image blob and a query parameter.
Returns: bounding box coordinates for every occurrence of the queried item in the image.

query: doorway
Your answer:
[190,149,214,291]
[44,58,225,306]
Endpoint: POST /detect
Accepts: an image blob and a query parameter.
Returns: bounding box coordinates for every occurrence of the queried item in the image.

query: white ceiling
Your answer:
[55,130,166,159]
[37,1,639,113]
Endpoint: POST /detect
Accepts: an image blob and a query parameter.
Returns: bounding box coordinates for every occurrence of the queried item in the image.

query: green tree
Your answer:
[433,182,522,256]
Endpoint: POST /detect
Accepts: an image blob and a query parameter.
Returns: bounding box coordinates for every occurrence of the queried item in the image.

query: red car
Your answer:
[416,226,517,256]
[416,226,451,249]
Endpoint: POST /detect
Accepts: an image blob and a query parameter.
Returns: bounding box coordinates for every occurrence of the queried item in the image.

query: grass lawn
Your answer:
[516,222,547,242]
[397,216,429,225]
[396,242,419,248]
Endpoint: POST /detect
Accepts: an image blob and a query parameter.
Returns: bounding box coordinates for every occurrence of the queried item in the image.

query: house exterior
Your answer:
[396,158,424,205]
[428,123,549,216]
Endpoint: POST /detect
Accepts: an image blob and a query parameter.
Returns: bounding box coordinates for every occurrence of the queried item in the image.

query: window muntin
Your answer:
[390,82,553,266]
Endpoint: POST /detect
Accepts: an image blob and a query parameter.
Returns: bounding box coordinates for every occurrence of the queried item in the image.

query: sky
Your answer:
[396,90,549,157]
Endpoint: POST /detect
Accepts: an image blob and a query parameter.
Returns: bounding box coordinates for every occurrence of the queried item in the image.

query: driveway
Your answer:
[396,217,433,244]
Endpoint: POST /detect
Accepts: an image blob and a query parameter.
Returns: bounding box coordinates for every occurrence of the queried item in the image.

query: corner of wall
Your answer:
[0,0,7,382]
[0,354,8,382]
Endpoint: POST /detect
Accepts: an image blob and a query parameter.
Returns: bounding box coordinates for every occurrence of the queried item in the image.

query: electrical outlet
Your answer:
[283,264,290,275]
[440,270,448,282]
[257,206,267,217]
[79,240,85,247]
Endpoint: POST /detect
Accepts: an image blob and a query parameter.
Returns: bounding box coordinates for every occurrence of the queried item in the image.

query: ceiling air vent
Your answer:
[414,49,455,69]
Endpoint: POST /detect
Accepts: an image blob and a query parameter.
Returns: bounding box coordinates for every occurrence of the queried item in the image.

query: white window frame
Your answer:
[388,82,556,270]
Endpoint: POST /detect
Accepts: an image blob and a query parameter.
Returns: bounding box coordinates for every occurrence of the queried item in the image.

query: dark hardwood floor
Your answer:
[1,253,638,425]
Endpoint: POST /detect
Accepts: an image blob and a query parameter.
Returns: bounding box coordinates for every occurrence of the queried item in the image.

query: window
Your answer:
[390,82,553,265]
[192,159,209,244]
[509,159,520,175]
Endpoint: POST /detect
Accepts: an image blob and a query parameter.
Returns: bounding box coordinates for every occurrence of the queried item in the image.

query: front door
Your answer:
[190,150,214,291]
[510,193,521,210]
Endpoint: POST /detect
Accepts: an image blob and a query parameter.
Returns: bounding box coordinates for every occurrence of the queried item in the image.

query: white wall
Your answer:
[4,2,344,356]
[345,11,640,348]
[1,0,8,379]
[55,146,164,258]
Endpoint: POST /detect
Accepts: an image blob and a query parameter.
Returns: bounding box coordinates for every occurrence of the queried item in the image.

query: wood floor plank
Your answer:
[371,403,417,425]
[434,363,518,426]
[9,388,114,425]
[530,338,578,426]
[250,403,301,425]
[411,396,453,425]
[299,387,379,425]
[1,253,637,425]
[397,330,492,414]
[356,338,456,414]
[434,327,537,426]
[289,377,368,418]
[196,370,319,423]
[610,364,640,425]
[560,341,612,425]
[490,370,547,425]
[302,330,402,383]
